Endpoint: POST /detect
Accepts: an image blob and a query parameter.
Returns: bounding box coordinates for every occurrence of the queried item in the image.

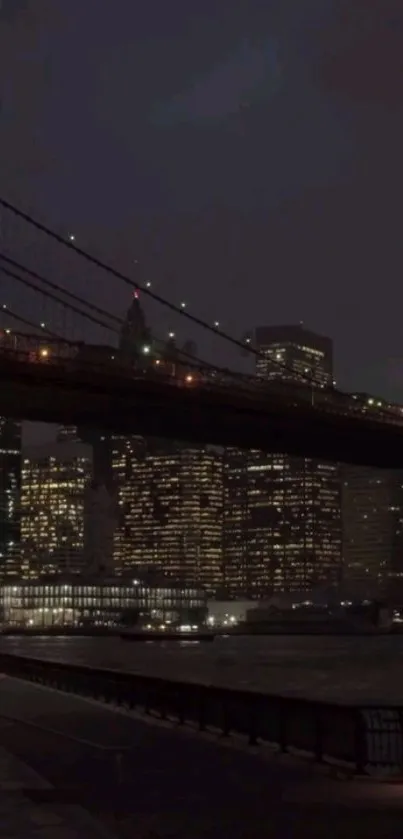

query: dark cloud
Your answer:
[152,40,282,125]
[0,0,29,22]
[316,0,403,106]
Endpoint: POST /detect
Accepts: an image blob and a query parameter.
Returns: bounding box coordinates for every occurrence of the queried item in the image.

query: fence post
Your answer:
[314,705,323,763]
[248,697,258,747]
[221,696,230,738]
[145,692,150,714]
[159,686,167,721]
[198,688,206,732]
[278,700,288,753]
[177,689,185,725]
[354,709,366,775]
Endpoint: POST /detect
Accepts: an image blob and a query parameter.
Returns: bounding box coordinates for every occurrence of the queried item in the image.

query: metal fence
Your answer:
[0,651,402,777]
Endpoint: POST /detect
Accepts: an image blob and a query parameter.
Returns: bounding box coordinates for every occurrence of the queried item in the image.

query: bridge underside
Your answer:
[1,360,402,468]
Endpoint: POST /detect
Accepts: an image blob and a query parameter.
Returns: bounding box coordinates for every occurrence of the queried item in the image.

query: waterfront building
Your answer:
[0,575,207,629]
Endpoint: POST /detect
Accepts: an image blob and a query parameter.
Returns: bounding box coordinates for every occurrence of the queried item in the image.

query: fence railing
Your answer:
[0,652,402,778]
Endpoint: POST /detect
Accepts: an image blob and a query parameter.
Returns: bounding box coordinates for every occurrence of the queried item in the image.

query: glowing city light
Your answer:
[214,321,220,328]
[146,282,151,289]
[186,374,193,383]
[40,348,49,358]
[68,233,75,242]
[168,332,175,339]
[180,302,186,309]
[142,345,151,354]
[40,322,46,329]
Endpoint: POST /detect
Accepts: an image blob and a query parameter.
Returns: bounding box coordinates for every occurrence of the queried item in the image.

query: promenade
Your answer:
[0,675,402,836]
[0,732,115,837]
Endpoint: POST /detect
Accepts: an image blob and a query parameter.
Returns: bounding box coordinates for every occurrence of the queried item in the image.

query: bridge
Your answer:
[0,335,402,467]
[0,195,402,468]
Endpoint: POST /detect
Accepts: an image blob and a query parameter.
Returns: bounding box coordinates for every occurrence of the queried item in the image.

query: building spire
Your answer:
[119,293,150,363]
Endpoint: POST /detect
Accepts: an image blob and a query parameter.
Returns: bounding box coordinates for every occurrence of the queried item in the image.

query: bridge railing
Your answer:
[0,651,401,778]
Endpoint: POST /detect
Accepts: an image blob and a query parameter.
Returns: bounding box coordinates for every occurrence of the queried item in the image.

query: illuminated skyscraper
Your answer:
[20,442,93,578]
[255,324,333,387]
[112,437,223,594]
[223,325,341,597]
[0,419,21,579]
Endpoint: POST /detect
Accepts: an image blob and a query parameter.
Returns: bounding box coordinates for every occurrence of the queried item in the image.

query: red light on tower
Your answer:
[133,290,139,300]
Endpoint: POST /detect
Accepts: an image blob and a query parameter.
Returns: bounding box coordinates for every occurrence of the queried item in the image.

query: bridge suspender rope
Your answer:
[0,263,115,334]
[0,253,244,381]
[0,303,60,339]
[0,252,122,328]
[0,195,337,391]
[0,251,308,388]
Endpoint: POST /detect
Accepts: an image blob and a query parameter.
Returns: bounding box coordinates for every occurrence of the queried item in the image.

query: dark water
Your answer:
[1,634,403,704]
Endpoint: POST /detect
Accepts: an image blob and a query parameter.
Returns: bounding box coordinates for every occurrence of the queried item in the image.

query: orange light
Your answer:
[40,348,49,358]
[185,374,193,383]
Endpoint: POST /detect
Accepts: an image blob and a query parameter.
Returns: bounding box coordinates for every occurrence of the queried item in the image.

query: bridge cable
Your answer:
[0,263,255,389]
[0,256,398,421]
[0,252,122,327]
[0,304,60,338]
[0,227,396,420]
[0,263,117,335]
[0,195,339,390]
[0,252,280,386]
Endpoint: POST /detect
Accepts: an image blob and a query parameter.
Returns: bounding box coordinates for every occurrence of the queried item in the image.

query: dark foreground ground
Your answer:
[0,676,402,837]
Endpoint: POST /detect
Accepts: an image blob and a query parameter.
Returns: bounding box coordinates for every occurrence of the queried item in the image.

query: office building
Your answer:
[342,466,403,601]
[255,324,333,387]
[0,419,21,580]
[112,437,223,594]
[223,325,341,598]
[0,575,207,629]
[20,442,93,578]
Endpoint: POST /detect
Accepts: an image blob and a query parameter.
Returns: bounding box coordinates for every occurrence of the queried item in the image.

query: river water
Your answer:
[1,634,403,705]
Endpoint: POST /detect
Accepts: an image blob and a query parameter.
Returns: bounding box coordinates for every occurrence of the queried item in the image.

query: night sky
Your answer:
[2,0,403,413]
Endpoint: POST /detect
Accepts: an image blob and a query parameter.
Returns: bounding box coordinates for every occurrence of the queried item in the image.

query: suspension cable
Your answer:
[0,195,338,389]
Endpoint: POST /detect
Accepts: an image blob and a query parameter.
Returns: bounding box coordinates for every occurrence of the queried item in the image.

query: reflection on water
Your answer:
[1,634,403,705]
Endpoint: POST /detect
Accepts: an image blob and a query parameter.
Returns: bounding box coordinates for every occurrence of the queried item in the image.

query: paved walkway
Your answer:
[0,743,116,838]
[0,676,403,836]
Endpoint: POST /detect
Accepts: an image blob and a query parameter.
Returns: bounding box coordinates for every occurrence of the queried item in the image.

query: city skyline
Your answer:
[1,0,402,600]
[0,303,386,602]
